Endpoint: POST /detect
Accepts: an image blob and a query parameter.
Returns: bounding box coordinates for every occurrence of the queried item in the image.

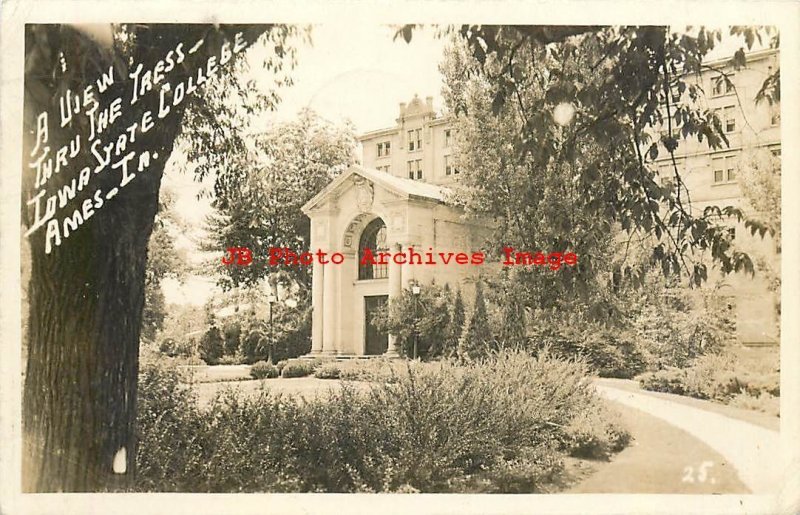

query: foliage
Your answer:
[136,362,207,491]
[448,287,466,357]
[280,361,315,378]
[221,321,242,356]
[637,350,780,410]
[199,326,225,365]
[372,281,459,359]
[204,109,358,291]
[728,391,780,418]
[631,282,734,368]
[563,402,631,460]
[136,350,629,492]
[442,26,779,288]
[314,362,342,379]
[250,361,279,379]
[459,282,493,360]
[142,189,188,343]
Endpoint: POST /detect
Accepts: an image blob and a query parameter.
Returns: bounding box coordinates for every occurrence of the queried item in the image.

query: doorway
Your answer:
[364,295,389,355]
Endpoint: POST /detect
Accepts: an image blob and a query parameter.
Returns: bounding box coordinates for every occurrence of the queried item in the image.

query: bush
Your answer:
[199,326,224,365]
[314,362,341,379]
[281,361,315,378]
[136,350,628,493]
[563,404,631,460]
[530,326,646,379]
[250,361,279,379]
[728,391,780,417]
[136,363,208,491]
[637,351,780,412]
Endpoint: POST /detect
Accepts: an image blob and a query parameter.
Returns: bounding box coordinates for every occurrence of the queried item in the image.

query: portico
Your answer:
[301,165,483,357]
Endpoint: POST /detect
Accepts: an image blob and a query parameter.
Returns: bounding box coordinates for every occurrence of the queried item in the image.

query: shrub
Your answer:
[136,363,208,491]
[372,281,459,359]
[281,360,315,378]
[275,359,288,374]
[459,282,494,360]
[199,326,224,365]
[728,391,780,417]
[136,350,628,493]
[563,404,631,460]
[637,351,780,411]
[250,361,279,379]
[217,354,241,366]
[314,362,341,379]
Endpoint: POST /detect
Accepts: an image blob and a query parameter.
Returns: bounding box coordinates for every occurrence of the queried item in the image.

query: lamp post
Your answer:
[266,294,276,364]
[411,284,421,360]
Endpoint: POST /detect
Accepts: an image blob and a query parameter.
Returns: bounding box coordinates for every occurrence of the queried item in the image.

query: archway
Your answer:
[358,217,388,280]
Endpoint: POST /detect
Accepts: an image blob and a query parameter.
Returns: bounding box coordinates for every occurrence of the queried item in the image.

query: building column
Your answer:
[385,242,403,357]
[321,262,337,355]
[309,260,324,355]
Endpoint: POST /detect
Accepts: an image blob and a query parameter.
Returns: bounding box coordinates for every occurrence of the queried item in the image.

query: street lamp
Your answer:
[411,285,421,360]
[266,294,277,364]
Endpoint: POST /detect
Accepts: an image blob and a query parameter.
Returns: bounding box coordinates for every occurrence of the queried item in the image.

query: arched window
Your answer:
[358,218,388,280]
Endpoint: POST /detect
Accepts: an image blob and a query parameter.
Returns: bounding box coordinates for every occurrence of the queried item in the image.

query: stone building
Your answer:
[304,47,780,356]
[650,47,781,345]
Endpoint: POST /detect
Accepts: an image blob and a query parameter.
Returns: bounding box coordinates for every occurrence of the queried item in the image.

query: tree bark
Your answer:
[21,24,266,492]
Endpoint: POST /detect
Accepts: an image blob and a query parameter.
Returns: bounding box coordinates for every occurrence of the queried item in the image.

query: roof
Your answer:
[301,164,451,214]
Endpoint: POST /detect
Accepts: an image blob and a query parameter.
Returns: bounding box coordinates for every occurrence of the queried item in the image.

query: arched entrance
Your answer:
[358,217,389,354]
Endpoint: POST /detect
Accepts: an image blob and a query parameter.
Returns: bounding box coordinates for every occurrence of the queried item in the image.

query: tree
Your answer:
[459,282,493,360]
[424,26,780,292]
[199,325,225,365]
[141,189,186,343]
[373,282,455,359]
[447,287,466,358]
[22,23,301,491]
[205,108,358,291]
[221,321,242,357]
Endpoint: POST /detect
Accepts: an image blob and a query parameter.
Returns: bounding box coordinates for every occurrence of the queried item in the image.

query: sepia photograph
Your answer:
[1,1,799,513]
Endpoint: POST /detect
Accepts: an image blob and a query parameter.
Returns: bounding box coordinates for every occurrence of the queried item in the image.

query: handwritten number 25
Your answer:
[682,461,714,483]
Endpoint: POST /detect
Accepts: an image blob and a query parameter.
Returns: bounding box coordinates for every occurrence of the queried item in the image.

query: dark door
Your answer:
[364,295,389,355]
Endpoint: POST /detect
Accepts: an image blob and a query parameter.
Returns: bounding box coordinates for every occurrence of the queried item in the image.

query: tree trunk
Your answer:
[20,24,265,491]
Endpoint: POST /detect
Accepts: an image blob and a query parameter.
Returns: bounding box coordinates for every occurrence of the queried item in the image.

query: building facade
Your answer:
[305,48,780,355]
[650,48,781,345]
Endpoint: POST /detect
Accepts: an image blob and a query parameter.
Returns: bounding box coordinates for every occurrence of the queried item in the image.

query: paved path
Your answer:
[592,381,781,494]
[568,399,749,493]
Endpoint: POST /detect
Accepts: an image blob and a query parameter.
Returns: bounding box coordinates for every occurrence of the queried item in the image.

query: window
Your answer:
[712,74,734,97]
[712,155,737,184]
[445,155,458,176]
[377,141,391,157]
[771,147,781,158]
[377,165,391,174]
[407,128,422,151]
[445,129,453,147]
[358,218,388,280]
[723,105,736,133]
[407,159,422,180]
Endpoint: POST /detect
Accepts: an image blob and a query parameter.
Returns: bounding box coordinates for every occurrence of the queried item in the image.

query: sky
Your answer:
[162,24,448,305]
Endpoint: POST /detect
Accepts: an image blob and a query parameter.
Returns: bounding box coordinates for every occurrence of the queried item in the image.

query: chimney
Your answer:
[399,102,407,117]
[425,96,433,111]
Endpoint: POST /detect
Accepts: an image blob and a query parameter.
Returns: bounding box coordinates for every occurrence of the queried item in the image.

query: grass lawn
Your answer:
[192,376,373,407]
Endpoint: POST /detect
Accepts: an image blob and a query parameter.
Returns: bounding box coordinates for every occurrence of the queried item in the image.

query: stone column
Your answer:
[385,242,403,357]
[321,262,337,355]
[309,260,324,355]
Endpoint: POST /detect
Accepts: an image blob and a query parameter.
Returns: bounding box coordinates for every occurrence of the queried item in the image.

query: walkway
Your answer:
[583,379,781,494]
